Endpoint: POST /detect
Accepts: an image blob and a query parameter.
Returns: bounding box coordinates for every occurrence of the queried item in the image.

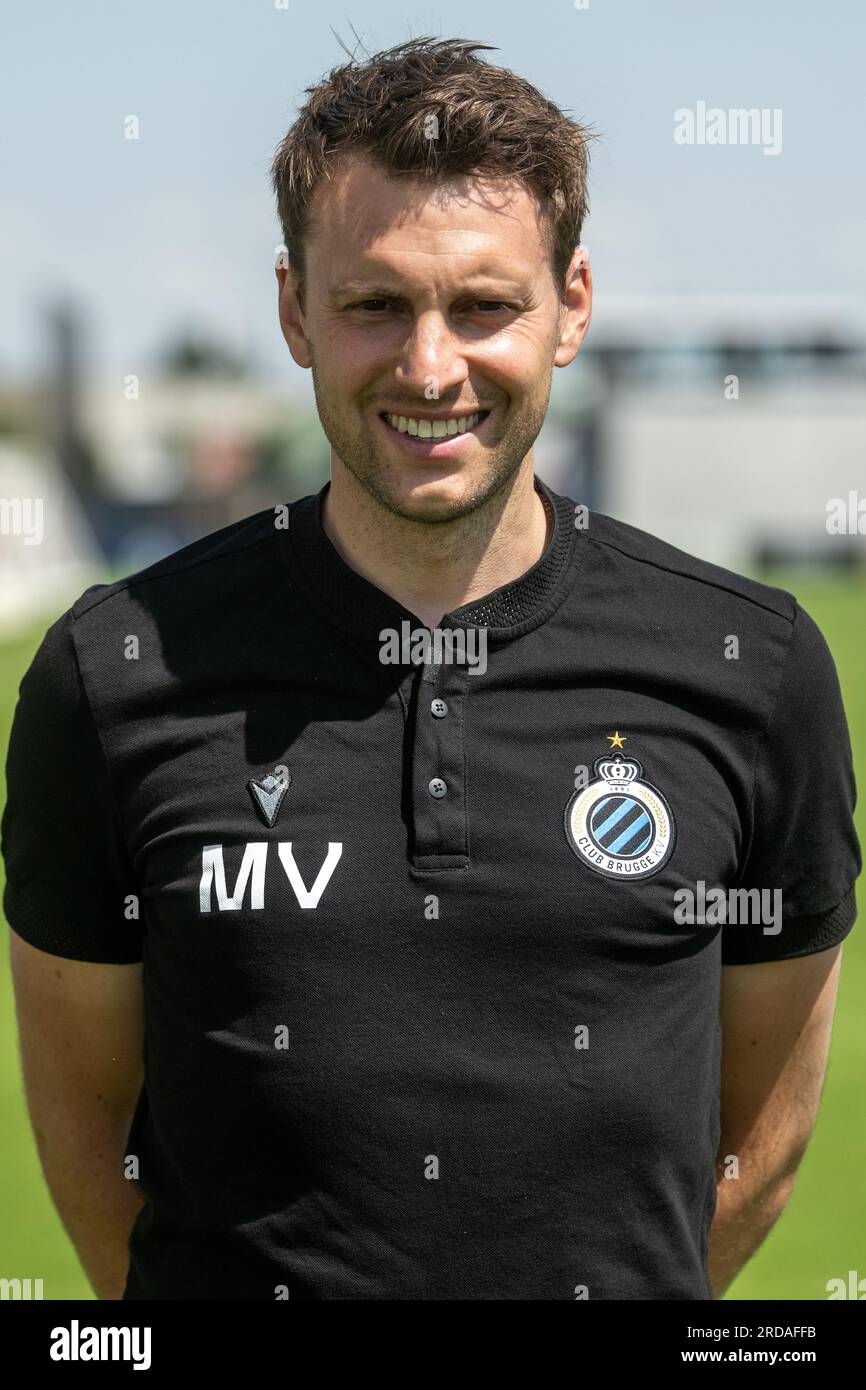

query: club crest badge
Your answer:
[564,753,676,881]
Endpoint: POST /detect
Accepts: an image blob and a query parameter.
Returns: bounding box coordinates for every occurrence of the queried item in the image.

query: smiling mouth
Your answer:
[379,410,490,438]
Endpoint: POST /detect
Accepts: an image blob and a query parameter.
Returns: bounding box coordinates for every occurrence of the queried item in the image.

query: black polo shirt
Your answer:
[2,474,860,1300]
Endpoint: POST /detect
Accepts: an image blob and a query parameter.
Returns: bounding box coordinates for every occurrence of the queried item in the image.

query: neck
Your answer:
[321,462,551,630]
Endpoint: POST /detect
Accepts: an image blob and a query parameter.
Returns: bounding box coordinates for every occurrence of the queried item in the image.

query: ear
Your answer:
[554,245,592,368]
[275,247,312,370]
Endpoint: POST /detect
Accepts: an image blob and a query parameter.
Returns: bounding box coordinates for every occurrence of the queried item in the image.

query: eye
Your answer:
[473,301,509,312]
[352,299,394,313]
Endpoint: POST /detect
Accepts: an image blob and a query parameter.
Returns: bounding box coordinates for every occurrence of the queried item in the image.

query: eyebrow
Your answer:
[331,282,402,298]
[330,277,530,299]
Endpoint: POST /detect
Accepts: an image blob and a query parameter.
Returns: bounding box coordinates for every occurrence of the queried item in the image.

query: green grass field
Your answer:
[1,575,864,1300]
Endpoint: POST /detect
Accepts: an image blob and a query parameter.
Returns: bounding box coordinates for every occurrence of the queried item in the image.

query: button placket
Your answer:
[410,654,471,868]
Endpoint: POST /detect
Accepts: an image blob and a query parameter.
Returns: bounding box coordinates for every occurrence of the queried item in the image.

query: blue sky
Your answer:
[2,0,864,389]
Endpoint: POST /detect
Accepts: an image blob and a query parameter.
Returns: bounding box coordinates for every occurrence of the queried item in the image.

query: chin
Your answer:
[387,472,479,521]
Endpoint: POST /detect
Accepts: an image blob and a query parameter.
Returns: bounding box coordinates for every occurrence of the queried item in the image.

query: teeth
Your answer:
[386,412,483,437]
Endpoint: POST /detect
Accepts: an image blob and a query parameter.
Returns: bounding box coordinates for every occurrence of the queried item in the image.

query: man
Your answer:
[2,36,860,1301]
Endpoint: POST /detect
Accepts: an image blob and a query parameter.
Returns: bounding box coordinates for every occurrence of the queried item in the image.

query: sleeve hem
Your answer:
[3,882,144,965]
[720,883,857,965]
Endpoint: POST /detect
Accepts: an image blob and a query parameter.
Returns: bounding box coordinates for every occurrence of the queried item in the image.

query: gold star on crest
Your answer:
[606,730,627,749]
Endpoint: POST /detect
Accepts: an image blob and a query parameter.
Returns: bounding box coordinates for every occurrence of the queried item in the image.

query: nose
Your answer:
[393,309,469,398]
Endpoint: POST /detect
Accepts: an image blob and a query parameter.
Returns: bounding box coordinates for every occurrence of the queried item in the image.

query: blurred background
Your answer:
[1,0,863,1300]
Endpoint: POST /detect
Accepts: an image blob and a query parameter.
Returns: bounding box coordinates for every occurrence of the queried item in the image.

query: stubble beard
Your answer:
[308,349,554,528]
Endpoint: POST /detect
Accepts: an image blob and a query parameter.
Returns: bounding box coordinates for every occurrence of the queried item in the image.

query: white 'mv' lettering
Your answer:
[277,842,343,908]
[200,842,268,912]
[199,842,343,913]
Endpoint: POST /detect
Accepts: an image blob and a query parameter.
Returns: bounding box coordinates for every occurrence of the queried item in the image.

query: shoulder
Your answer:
[566,505,845,729]
[583,507,798,628]
[21,499,311,712]
[70,501,300,625]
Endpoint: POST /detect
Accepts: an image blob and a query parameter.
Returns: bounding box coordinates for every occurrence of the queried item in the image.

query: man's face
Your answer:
[278,155,590,524]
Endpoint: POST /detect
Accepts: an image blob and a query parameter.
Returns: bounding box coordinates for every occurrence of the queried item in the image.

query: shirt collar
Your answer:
[284,473,579,647]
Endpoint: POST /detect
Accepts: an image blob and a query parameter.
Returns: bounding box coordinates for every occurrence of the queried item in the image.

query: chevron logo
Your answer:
[247,770,291,828]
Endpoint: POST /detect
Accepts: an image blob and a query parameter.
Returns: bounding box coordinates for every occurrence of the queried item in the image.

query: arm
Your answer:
[9,930,146,1300]
[708,944,843,1298]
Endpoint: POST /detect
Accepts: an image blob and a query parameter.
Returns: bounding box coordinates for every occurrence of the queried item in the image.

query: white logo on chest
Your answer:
[199,842,343,912]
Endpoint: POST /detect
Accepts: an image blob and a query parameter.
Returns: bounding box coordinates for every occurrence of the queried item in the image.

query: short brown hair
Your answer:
[270,36,596,309]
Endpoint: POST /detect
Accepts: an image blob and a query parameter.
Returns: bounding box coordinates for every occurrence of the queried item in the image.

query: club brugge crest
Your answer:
[564,755,676,881]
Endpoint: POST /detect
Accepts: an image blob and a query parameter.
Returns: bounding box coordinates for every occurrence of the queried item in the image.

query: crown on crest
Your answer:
[596,755,641,786]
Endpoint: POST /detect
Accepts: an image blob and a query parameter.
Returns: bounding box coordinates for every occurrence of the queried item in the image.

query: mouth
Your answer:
[376,409,492,457]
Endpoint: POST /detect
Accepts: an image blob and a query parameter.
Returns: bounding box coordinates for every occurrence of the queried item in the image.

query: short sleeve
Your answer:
[721,602,861,964]
[1,605,144,963]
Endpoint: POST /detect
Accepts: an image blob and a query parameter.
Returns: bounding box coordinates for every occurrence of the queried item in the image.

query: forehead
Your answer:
[305,155,550,282]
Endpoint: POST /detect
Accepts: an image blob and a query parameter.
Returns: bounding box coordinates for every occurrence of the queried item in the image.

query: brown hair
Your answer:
[270,36,596,309]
